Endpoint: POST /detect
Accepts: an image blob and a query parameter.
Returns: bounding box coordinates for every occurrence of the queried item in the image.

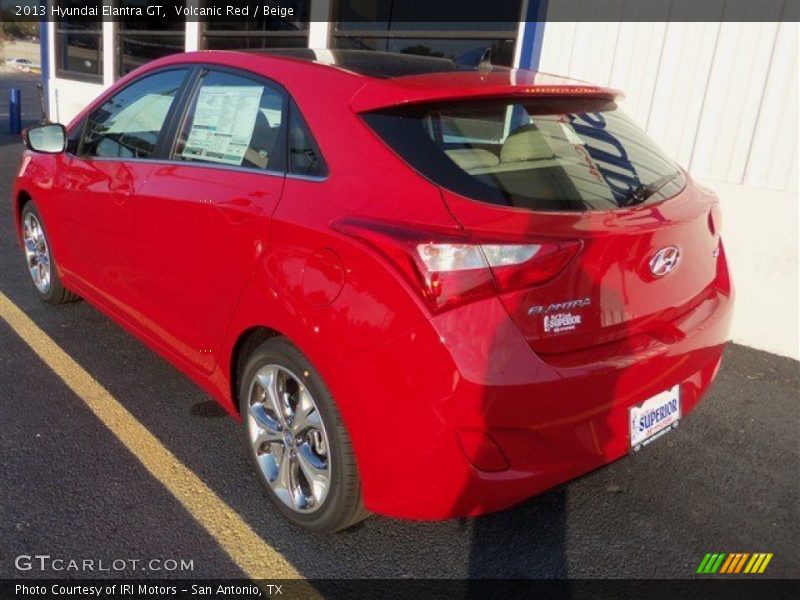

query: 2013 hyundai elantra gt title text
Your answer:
[13,50,733,532]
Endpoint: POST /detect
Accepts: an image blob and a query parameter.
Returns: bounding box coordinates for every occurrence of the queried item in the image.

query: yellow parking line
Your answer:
[0,292,301,579]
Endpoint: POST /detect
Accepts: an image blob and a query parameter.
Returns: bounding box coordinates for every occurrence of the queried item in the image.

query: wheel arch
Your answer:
[218,268,380,510]
[228,325,283,415]
[14,189,34,243]
[16,188,33,211]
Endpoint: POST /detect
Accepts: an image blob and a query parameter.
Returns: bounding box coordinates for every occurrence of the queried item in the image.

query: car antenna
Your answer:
[452,47,493,70]
[36,82,50,124]
[477,48,493,71]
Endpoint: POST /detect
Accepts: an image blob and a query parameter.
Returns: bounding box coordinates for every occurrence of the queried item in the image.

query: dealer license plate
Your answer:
[629,385,681,452]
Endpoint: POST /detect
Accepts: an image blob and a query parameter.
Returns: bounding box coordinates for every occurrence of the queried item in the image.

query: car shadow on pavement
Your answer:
[466,489,568,578]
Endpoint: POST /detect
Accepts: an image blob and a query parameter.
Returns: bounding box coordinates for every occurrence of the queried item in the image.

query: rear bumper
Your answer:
[446,337,727,519]
[348,273,733,520]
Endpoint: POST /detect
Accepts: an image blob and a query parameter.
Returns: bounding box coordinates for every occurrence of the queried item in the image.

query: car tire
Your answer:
[20,202,80,305]
[239,337,369,533]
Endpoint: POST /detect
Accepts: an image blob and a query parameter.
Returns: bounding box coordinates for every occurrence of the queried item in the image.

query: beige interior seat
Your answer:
[500,129,555,164]
[445,148,500,172]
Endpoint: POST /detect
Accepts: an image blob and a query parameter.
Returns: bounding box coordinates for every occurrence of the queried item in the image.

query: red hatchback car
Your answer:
[14,50,732,532]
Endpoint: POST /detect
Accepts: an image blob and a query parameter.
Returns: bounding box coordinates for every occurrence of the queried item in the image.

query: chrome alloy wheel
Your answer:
[22,213,51,294]
[247,364,331,513]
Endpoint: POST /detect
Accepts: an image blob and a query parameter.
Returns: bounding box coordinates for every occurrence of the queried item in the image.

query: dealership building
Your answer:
[33,1,800,360]
[41,0,545,122]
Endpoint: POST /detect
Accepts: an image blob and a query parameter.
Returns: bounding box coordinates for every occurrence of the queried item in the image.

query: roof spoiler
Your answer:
[350,70,622,113]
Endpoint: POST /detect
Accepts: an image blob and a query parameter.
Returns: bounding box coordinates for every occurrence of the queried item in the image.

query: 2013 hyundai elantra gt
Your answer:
[12,50,733,532]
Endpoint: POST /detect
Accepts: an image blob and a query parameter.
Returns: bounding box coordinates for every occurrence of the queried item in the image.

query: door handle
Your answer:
[213,197,263,224]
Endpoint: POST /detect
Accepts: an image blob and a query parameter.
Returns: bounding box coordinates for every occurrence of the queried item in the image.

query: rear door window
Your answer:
[364,97,686,211]
[173,69,287,172]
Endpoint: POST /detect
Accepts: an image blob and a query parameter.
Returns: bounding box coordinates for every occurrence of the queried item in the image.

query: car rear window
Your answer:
[363,97,686,211]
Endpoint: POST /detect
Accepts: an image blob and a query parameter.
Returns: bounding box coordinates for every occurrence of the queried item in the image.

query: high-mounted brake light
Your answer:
[335,218,580,313]
[351,83,620,113]
[515,85,618,98]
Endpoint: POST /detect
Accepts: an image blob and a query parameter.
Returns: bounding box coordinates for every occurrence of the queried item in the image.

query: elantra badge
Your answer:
[650,246,680,277]
[528,298,591,315]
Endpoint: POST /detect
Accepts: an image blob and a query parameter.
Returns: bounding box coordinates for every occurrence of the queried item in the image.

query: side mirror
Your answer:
[23,123,67,154]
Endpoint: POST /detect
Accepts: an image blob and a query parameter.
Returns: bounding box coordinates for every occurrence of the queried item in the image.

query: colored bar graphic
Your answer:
[705,553,718,573]
[700,552,773,574]
[746,554,763,573]
[734,553,749,573]
[697,553,728,573]
[696,554,712,573]
[719,554,736,573]
[758,554,773,573]
[710,553,726,573]
[720,553,746,574]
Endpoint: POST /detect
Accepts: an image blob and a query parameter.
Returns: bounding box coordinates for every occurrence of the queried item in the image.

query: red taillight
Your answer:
[334,218,580,313]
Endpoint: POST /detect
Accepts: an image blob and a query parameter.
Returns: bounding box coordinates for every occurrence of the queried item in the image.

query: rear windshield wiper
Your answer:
[621,171,682,207]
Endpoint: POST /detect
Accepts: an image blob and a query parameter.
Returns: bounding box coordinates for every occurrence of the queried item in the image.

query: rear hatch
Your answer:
[360,82,723,357]
[441,186,721,357]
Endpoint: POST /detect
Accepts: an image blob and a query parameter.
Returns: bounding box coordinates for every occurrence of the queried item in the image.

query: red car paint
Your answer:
[13,51,732,520]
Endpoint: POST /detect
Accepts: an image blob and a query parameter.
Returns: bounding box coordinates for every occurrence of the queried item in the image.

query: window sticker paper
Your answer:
[182,85,264,166]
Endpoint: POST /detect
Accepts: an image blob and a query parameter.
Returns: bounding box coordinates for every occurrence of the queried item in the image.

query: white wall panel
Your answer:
[49,78,105,124]
[713,179,799,359]
[538,18,799,359]
[564,22,621,84]
[690,22,779,183]
[745,21,799,191]
[608,22,668,126]
[537,19,798,193]
[646,22,721,167]
[538,22,579,76]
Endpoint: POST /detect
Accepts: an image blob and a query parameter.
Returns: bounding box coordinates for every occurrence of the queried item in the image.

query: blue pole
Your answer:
[518,0,549,70]
[10,88,22,134]
[40,18,50,120]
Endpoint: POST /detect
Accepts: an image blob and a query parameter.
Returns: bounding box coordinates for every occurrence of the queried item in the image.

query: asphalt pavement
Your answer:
[1,73,798,580]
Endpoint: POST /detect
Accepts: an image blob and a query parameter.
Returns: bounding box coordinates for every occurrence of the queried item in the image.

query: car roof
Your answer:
[142,50,621,114]
[243,49,508,79]
[245,50,621,111]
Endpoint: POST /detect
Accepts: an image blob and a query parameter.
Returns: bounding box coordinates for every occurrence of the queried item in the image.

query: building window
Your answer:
[118,2,185,77]
[333,0,521,67]
[55,1,102,82]
[201,0,310,50]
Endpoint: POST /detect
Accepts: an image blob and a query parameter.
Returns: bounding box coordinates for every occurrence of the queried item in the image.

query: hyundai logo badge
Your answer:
[650,246,680,277]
